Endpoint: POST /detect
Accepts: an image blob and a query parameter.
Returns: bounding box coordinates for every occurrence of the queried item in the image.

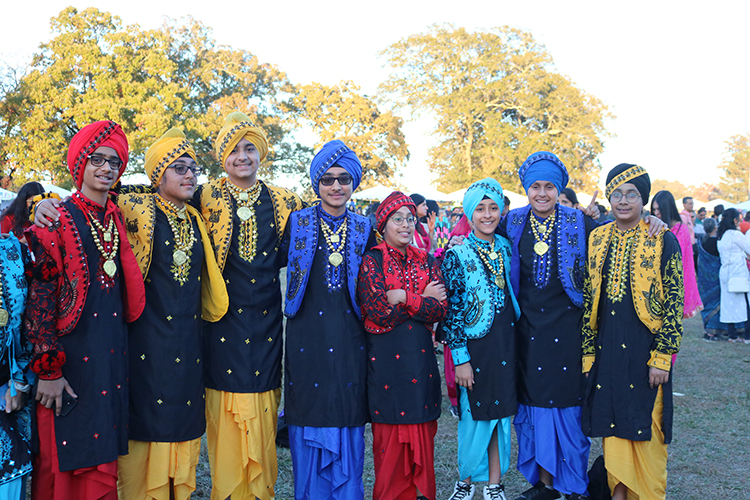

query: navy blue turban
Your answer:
[310,140,362,196]
[518,151,569,195]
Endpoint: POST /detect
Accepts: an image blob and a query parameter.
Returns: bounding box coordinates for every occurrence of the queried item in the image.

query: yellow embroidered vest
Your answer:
[117,192,228,322]
[198,178,302,272]
[587,220,667,334]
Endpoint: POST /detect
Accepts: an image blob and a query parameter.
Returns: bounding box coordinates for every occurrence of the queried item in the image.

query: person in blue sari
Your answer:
[697,218,733,340]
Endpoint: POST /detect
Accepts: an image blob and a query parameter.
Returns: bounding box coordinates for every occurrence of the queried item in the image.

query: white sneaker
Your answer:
[448,480,476,500]
[484,484,507,500]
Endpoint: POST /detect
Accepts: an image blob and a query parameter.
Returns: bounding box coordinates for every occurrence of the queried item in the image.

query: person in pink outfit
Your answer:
[652,191,703,318]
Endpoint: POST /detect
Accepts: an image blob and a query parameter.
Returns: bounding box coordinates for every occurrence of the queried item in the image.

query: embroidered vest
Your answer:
[449,235,520,339]
[506,204,586,307]
[284,206,371,319]
[199,178,302,272]
[587,220,667,334]
[0,234,31,389]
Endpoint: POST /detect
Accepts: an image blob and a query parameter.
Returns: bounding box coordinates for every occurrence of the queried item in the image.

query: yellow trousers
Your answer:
[205,388,280,500]
[603,386,668,500]
[117,438,201,500]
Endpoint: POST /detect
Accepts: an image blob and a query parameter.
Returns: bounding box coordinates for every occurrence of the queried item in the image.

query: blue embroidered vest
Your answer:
[506,204,586,307]
[284,206,371,319]
[450,234,521,339]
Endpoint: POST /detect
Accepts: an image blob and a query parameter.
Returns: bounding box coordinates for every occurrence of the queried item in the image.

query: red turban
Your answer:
[375,191,416,234]
[67,121,129,189]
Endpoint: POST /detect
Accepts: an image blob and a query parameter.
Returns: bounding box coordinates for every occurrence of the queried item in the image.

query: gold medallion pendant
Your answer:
[329,252,344,267]
[103,259,117,278]
[239,192,249,201]
[103,232,112,242]
[237,206,252,221]
[173,250,188,266]
[0,308,8,327]
[495,275,505,289]
[534,241,549,255]
[489,251,498,260]
[330,234,340,243]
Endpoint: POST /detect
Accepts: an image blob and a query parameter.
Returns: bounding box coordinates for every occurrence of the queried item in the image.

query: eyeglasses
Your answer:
[169,162,203,176]
[88,155,123,171]
[610,191,641,203]
[389,215,417,226]
[320,175,353,186]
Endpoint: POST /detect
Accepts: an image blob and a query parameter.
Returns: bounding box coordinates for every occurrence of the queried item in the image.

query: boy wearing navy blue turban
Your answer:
[283,140,375,500]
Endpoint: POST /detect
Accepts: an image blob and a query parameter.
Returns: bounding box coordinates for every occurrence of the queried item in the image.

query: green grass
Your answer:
[191,316,750,499]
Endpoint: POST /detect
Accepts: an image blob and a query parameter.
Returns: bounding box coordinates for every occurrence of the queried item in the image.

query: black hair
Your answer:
[651,190,681,227]
[718,208,740,239]
[682,196,693,204]
[0,181,45,237]
[504,195,510,208]
[714,204,725,216]
[697,207,706,214]
[560,188,579,206]
[426,200,439,217]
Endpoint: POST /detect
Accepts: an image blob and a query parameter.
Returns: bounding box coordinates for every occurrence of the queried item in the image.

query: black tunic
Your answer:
[364,251,442,425]
[127,209,205,442]
[582,247,675,443]
[53,201,129,471]
[516,219,585,408]
[284,227,368,428]
[203,185,285,394]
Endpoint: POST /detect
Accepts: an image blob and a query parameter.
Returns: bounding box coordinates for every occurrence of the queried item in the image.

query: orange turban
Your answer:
[144,128,198,186]
[67,121,129,189]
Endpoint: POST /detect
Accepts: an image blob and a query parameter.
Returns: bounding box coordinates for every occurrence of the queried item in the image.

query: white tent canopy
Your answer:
[351,184,396,201]
[446,188,528,210]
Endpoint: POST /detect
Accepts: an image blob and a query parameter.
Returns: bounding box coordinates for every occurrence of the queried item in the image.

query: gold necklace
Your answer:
[474,238,505,289]
[87,215,120,278]
[0,258,7,327]
[320,217,348,267]
[226,181,262,263]
[155,195,196,266]
[529,210,557,255]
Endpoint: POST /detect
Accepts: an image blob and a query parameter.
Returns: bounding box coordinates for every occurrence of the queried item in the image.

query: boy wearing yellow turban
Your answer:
[114,128,228,500]
[199,112,301,500]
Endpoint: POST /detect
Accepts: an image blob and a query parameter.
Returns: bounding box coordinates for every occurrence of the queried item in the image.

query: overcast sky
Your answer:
[2,0,748,193]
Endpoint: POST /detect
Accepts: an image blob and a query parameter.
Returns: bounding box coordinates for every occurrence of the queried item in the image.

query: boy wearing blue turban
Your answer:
[442,178,520,500]
[284,140,375,500]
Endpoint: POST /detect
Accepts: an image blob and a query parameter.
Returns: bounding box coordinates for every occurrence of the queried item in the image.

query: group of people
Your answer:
[0,111,683,500]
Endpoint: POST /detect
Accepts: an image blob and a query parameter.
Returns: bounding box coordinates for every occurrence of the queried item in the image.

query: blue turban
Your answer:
[518,151,569,195]
[463,178,504,218]
[310,140,362,196]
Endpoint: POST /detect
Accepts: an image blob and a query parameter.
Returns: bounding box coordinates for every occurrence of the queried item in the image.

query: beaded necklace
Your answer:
[318,207,348,291]
[320,214,348,267]
[226,181,262,263]
[85,213,120,278]
[529,209,557,255]
[606,226,637,302]
[472,236,506,290]
[155,195,196,286]
[0,257,7,327]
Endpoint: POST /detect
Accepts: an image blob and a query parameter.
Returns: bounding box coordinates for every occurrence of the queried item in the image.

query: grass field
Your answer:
[191,315,750,499]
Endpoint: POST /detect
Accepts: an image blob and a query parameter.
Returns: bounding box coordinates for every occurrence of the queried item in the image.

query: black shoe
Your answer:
[703,333,719,342]
[565,494,590,500]
[513,482,564,500]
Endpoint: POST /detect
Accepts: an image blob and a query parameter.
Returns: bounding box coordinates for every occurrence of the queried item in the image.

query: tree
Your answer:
[380,24,611,193]
[0,8,307,187]
[288,81,409,192]
[719,134,750,203]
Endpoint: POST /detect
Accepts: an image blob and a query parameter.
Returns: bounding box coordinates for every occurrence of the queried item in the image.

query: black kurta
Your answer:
[52,201,129,471]
[582,236,679,443]
[516,219,586,408]
[203,185,285,394]
[284,226,368,428]
[127,209,205,442]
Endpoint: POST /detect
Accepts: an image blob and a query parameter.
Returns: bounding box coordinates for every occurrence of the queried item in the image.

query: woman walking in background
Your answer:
[697,218,733,341]
[716,208,750,343]
[651,190,703,318]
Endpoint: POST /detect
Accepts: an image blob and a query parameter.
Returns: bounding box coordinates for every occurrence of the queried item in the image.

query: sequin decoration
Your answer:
[605,226,637,302]
[226,181,261,263]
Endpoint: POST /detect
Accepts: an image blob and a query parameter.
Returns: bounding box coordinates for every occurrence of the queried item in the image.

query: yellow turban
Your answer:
[214,111,269,170]
[144,128,198,186]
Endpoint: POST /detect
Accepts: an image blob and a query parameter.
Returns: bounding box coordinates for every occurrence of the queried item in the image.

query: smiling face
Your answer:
[225,137,260,187]
[471,198,500,241]
[318,166,353,216]
[610,182,643,230]
[527,181,558,218]
[81,146,119,197]
[384,206,415,251]
[158,154,199,206]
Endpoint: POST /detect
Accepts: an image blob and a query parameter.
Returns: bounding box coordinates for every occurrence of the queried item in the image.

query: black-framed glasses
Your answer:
[610,191,641,203]
[320,175,353,186]
[88,155,123,171]
[389,215,416,226]
[168,162,202,176]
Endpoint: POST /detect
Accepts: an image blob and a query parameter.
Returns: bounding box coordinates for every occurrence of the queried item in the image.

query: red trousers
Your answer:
[32,404,118,500]
[372,421,437,500]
